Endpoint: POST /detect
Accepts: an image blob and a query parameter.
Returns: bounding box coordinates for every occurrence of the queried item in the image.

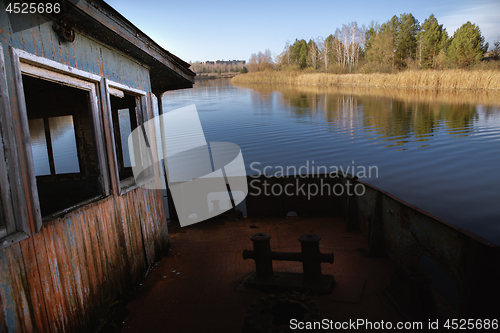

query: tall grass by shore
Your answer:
[231,70,500,91]
[233,82,500,107]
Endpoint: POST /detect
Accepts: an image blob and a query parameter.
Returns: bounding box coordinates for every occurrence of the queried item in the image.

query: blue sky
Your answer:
[105,0,500,63]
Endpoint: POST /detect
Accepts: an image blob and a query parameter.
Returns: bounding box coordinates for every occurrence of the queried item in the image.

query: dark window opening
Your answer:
[23,75,102,218]
[109,93,141,182]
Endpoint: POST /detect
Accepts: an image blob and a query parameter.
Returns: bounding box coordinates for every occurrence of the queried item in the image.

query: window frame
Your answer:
[104,78,156,195]
[0,44,31,249]
[11,47,110,231]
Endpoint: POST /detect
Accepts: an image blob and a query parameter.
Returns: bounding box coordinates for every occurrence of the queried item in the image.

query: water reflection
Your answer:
[28,118,51,176]
[29,115,79,175]
[235,83,500,149]
[49,116,79,174]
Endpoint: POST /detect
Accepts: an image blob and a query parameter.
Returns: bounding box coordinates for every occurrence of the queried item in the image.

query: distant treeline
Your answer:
[247,14,500,73]
[190,60,247,74]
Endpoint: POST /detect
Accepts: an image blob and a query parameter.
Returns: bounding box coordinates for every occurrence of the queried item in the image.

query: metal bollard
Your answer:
[242,233,273,281]
[243,233,334,292]
[299,234,332,283]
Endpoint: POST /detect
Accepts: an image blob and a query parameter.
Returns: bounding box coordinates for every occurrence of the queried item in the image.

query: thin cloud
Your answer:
[440,1,500,45]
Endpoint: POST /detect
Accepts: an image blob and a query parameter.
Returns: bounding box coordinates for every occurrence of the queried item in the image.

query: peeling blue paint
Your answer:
[0,252,18,332]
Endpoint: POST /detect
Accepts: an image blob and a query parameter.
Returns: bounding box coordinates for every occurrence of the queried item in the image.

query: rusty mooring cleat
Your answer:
[242,233,335,294]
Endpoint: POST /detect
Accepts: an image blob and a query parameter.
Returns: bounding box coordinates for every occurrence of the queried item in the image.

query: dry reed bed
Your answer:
[231,70,500,91]
[233,82,500,107]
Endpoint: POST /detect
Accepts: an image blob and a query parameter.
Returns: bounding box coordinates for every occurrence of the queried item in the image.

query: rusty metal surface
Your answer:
[246,175,342,218]
[350,178,500,318]
[122,216,407,332]
[245,173,500,318]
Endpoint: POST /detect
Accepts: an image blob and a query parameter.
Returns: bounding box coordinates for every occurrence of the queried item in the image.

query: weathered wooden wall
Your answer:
[0,188,167,332]
[1,4,170,332]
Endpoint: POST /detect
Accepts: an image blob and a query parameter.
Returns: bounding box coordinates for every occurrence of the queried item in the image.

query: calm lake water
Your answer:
[160,79,500,245]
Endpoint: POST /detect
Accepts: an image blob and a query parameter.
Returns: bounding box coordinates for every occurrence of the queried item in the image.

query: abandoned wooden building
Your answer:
[0,0,194,331]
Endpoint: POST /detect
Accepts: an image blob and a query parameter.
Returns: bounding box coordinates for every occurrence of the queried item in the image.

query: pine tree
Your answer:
[364,25,378,58]
[289,39,308,69]
[447,22,488,68]
[418,14,448,69]
[394,13,419,68]
[365,29,395,72]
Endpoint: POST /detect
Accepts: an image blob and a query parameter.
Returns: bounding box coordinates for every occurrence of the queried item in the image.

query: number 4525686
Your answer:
[6,2,61,14]
[444,319,498,330]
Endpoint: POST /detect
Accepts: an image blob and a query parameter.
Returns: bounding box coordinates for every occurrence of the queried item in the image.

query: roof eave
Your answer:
[52,0,195,95]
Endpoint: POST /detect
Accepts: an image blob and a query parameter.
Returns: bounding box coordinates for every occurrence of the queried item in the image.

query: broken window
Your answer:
[23,74,104,218]
[107,84,155,191]
[109,93,139,182]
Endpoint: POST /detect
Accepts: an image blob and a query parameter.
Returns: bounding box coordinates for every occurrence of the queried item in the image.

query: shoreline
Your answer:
[232,82,500,107]
[195,73,238,80]
[231,70,500,91]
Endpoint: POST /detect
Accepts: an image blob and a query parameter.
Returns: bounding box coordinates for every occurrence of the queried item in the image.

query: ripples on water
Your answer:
[160,79,500,244]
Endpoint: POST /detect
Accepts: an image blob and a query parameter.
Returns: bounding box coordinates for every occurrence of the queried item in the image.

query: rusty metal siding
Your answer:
[350,178,500,318]
[1,5,170,331]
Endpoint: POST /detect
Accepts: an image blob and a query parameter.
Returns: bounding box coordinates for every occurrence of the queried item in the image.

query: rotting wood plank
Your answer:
[19,237,50,333]
[52,219,78,331]
[57,216,85,329]
[77,211,94,319]
[78,204,102,315]
[137,191,155,266]
[49,220,76,331]
[30,228,61,333]
[1,244,34,332]
[95,200,117,297]
[112,197,133,287]
[99,198,124,298]
[41,222,70,331]
[146,189,166,256]
[86,204,109,306]
[126,190,149,271]
[108,198,126,296]
[121,194,146,280]
[68,211,90,321]
[116,197,133,279]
